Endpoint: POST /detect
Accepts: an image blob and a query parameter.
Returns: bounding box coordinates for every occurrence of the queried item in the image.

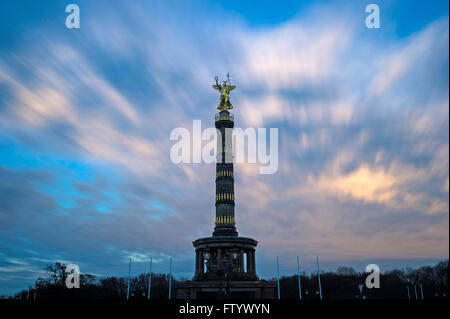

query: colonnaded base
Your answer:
[174,280,276,299]
[173,236,276,299]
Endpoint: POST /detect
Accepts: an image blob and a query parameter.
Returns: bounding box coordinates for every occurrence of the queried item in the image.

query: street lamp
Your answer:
[231,247,239,261]
[203,247,210,261]
[202,246,211,274]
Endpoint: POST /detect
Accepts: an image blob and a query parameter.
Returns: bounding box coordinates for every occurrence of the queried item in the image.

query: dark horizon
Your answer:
[5,259,448,299]
[3,256,448,296]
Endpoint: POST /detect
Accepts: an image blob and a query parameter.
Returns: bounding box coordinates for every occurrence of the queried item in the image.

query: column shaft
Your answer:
[195,251,199,274]
[240,249,244,273]
[247,250,252,273]
[252,250,256,273]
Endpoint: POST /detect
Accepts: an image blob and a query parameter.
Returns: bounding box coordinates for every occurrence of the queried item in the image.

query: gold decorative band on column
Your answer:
[216,170,234,178]
[214,215,236,225]
[215,193,235,201]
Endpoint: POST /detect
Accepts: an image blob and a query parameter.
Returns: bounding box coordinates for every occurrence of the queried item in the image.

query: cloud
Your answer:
[369,19,449,97]
[313,164,397,203]
[238,21,353,90]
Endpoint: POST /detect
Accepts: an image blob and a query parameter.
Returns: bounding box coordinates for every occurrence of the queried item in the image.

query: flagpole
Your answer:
[168,256,172,299]
[316,256,322,300]
[297,256,302,299]
[148,258,152,300]
[126,258,131,300]
[276,256,280,299]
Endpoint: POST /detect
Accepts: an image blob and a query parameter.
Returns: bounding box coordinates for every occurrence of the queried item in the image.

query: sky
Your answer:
[0,0,448,295]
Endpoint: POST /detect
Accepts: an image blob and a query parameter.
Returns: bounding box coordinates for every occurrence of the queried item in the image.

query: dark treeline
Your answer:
[5,260,448,299]
[6,262,177,300]
[278,260,448,299]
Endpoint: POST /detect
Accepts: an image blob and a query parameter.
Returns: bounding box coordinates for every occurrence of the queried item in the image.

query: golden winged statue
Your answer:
[212,72,236,110]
